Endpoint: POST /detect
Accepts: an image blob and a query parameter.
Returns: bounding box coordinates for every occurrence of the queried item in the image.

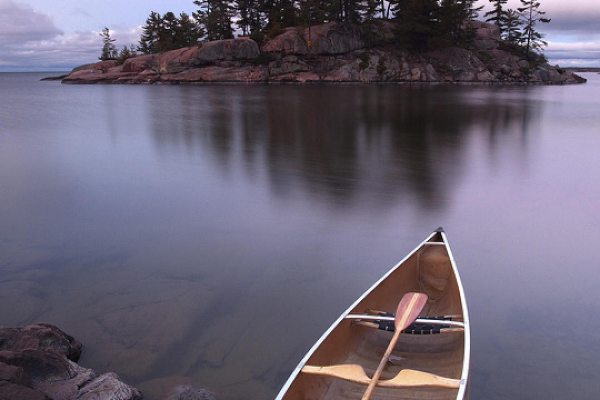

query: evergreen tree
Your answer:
[99,27,118,60]
[518,0,550,58]
[339,0,361,23]
[265,0,299,33]
[138,12,164,53]
[459,0,484,43]
[484,0,507,35]
[245,0,267,39]
[236,0,253,35]
[160,11,180,51]
[463,0,483,22]
[194,0,235,40]
[389,0,409,20]
[361,0,379,21]
[177,12,204,46]
[116,45,138,65]
[502,9,521,44]
[299,0,328,26]
[437,0,469,44]
[394,0,440,51]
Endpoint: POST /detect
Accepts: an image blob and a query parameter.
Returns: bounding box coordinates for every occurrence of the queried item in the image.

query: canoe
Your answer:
[275,228,470,400]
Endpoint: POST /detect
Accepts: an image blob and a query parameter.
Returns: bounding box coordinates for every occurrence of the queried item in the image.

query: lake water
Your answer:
[1,72,600,400]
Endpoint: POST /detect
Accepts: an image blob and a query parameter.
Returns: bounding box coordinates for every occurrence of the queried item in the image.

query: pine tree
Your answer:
[299,0,328,26]
[389,0,409,19]
[484,0,508,36]
[502,9,521,44]
[160,12,180,51]
[138,12,164,53]
[459,0,484,43]
[265,0,299,33]
[194,0,235,40]
[236,0,253,35]
[116,45,138,65]
[394,0,440,51]
[361,0,379,21]
[177,12,204,46]
[437,0,469,44]
[518,0,550,58]
[99,27,118,60]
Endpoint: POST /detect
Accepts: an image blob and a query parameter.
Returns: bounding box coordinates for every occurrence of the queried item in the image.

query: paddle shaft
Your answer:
[361,293,428,400]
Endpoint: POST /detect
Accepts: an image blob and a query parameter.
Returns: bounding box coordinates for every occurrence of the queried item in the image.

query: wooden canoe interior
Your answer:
[282,233,466,400]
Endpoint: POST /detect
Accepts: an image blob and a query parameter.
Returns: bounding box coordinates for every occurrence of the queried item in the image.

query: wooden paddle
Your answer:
[360,292,428,400]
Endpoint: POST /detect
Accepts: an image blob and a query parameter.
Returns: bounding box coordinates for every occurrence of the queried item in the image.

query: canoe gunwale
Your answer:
[440,230,471,400]
[274,230,471,400]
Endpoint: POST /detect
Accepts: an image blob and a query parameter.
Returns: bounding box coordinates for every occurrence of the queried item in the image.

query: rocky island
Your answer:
[61,21,584,85]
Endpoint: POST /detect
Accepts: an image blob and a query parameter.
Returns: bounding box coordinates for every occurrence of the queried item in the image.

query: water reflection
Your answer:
[148,84,539,211]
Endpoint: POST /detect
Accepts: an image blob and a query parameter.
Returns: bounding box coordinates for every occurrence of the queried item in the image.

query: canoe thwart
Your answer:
[346,314,465,329]
[301,364,460,389]
[351,320,464,334]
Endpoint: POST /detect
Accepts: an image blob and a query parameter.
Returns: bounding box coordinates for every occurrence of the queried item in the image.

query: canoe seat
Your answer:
[301,364,460,389]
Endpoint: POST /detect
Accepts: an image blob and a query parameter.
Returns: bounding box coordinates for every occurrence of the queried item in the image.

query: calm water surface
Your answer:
[1,73,600,400]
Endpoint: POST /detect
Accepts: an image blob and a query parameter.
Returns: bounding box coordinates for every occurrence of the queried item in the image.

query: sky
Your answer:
[1,0,599,71]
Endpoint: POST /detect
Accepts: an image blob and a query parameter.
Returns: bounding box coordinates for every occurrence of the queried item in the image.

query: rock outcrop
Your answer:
[0,324,138,400]
[61,21,586,85]
[0,324,218,400]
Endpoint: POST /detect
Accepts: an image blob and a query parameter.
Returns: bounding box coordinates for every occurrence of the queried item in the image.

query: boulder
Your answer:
[261,27,309,55]
[0,323,82,361]
[261,21,391,56]
[308,22,364,55]
[122,54,159,72]
[72,372,143,400]
[196,38,260,63]
[0,381,49,400]
[0,361,30,386]
[0,349,73,383]
[466,20,500,50]
[0,324,142,400]
[164,385,218,400]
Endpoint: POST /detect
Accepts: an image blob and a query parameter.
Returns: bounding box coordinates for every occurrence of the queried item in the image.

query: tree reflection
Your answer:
[148,84,540,211]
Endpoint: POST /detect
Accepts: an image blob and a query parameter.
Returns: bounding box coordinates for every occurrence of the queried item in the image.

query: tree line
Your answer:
[100,0,550,61]
[136,0,485,52]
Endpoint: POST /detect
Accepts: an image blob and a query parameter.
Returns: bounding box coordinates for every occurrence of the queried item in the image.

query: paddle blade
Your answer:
[394,292,428,332]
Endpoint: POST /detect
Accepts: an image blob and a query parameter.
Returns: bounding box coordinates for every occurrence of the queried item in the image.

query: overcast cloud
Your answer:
[1,0,599,71]
[0,0,139,70]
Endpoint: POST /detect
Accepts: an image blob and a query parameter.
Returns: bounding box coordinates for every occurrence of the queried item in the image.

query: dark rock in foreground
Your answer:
[0,323,217,400]
[61,21,585,85]
[0,323,141,400]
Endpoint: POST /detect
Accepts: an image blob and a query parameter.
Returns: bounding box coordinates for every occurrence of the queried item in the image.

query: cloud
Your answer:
[0,0,62,45]
[545,40,600,67]
[477,0,600,41]
[0,0,141,70]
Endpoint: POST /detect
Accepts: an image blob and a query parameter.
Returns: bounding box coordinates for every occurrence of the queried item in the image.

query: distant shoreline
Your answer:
[565,67,600,73]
